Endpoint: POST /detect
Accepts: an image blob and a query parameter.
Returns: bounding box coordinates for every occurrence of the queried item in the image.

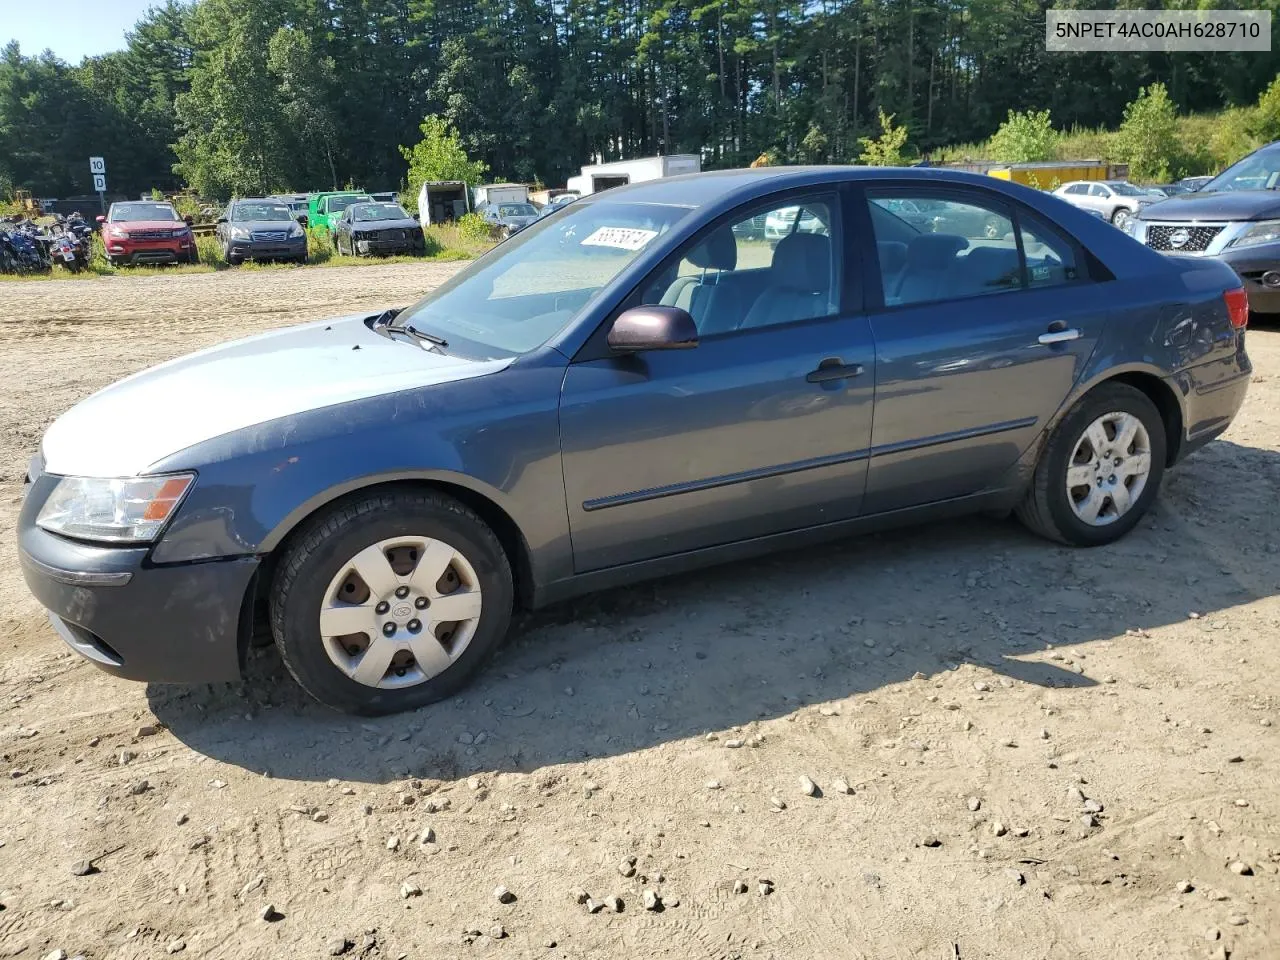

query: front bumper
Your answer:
[18,478,256,683]
[354,236,426,255]
[1134,222,1280,314]
[1217,246,1280,315]
[107,240,193,265]
[228,238,307,260]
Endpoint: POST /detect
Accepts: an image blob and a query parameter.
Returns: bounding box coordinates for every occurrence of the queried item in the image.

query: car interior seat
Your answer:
[661,227,739,333]
[739,232,833,330]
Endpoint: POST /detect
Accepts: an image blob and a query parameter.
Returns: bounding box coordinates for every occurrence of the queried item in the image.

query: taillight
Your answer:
[1224,287,1249,329]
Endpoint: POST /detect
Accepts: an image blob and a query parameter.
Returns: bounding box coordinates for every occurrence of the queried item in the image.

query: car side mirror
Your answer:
[607,306,698,353]
[184,214,194,225]
[95,215,105,224]
[296,215,307,224]
[216,216,227,224]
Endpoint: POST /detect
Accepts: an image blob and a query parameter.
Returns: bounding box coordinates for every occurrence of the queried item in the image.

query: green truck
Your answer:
[307,191,373,235]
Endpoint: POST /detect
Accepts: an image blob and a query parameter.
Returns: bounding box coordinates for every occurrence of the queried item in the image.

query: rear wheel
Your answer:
[1016,382,1166,546]
[270,489,514,715]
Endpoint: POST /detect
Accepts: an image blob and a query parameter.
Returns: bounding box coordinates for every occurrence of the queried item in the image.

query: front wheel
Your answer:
[269,489,514,715]
[1111,207,1132,229]
[1016,382,1166,546]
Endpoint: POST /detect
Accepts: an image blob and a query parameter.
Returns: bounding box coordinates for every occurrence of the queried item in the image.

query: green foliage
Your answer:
[400,116,488,191]
[2,2,1279,200]
[800,124,829,163]
[457,212,494,244]
[989,109,1058,163]
[194,234,223,266]
[1250,74,1280,143]
[1114,83,1181,183]
[858,110,910,167]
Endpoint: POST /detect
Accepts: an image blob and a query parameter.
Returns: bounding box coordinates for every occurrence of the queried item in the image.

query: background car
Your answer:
[480,201,540,238]
[331,201,427,256]
[97,200,196,267]
[1052,179,1154,229]
[536,194,580,219]
[1129,138,1280,315]
[1177,175,1215,193]
[764,205,828,242]
[270,194,311,226]
[215,198,307,265]
[308,191,373,234]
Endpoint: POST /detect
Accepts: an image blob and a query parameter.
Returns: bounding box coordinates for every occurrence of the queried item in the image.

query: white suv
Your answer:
[1053,180,1153,229]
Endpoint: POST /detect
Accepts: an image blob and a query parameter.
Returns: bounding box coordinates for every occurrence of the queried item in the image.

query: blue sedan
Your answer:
[19,167,1252,714]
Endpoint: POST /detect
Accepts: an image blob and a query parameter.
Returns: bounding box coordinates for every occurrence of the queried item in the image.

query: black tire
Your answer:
[269,489,514,715]
[1016,382,1166,546]
[1111,207,1132,227]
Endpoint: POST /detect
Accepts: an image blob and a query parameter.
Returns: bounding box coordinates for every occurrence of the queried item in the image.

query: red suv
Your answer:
[98,201,197,266]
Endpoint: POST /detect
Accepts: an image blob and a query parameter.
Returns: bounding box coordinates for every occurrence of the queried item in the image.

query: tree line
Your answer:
[2,0,1278,201]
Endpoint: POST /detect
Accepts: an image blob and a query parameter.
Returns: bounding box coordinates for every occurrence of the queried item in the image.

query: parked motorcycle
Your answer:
[0,219,51,274]
[48,225,87,272]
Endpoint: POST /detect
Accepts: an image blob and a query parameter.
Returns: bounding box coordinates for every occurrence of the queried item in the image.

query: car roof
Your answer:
[586,165,1093,210]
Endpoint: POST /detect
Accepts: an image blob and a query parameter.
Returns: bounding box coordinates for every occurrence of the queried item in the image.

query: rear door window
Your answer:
[868,194,1019,306]
[866,189,1087,308]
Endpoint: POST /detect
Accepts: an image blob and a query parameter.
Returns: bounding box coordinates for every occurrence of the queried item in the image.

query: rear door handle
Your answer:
[806,357,865,383]
[1038,328,1081,345]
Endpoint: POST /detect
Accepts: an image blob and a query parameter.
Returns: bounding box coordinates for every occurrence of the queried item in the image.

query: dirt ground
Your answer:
[0,264,1277,960]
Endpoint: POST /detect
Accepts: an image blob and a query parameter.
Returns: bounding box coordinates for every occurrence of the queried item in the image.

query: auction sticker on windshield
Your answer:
[581,226,659,250]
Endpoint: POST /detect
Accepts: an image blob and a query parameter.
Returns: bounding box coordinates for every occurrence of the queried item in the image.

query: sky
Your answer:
[0,0,158,63]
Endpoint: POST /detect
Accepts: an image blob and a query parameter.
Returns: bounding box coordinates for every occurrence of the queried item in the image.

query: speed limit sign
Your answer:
[89,156,106,174]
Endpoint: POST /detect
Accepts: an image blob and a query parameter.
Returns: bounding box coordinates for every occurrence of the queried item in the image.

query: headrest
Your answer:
[771,232,831,292]
[687,227,737,270]
[957,246,1022,291]
[877,240,908,276]
[905,233,969,270]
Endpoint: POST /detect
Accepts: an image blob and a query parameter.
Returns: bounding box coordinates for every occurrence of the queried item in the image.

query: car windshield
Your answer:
[498,203,537,217]
[234,202,292,221]
[111,202,180,222]
[326,195,370,213]
[1107,182,1145,196]
[394,200,692,358]
[1203,146,1280,192]
[352,203,409,222]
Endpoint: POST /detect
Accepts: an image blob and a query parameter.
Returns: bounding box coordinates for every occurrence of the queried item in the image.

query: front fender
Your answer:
[147,363,573,588]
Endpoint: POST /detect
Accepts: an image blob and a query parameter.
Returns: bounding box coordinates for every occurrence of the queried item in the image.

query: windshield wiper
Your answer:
[395,324,449,348]
[368,308,449,350]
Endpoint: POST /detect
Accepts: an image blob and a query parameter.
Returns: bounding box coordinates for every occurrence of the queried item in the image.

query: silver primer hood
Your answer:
[42,314,510,477]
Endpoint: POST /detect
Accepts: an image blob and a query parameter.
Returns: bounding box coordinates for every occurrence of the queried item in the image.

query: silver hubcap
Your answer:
[1066,411,1151,526]
[320,536,483,689]
[1113,209,1131,227]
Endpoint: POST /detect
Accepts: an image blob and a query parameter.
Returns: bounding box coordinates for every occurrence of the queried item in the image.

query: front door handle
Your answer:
[806,357,865,383]
[1038,328,1081,345]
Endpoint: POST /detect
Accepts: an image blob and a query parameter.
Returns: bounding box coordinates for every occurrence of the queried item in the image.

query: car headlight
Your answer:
[288,222,304,238]
[37,473,195,543]
[1229,219,1280,249]
[1125,218,1146,240]
[107,227,130,239]
[230,226,251,240]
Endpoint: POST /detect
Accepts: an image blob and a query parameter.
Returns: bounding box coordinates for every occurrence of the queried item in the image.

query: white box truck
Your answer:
[472,183,529,209]
[566,154,700,196]
[417,181,471,228]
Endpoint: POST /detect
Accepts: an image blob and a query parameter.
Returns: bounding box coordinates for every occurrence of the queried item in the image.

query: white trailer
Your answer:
[566,154,700,196]
[417,181,471,228]
[472,183,529,209]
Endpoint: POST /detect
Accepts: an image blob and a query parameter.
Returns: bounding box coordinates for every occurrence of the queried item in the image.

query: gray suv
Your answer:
[216,198,308,265]
[1128,140,1280,315]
